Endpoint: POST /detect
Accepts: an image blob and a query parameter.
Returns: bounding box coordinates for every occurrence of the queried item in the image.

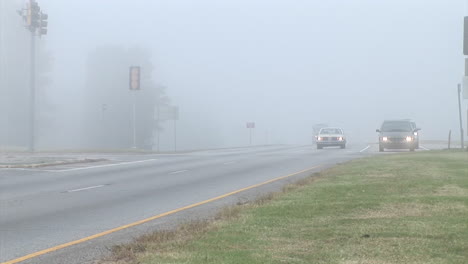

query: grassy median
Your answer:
[102,150,468,264]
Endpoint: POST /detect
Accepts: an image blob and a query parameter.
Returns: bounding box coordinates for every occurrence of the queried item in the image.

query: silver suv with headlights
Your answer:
[376,120,420,152]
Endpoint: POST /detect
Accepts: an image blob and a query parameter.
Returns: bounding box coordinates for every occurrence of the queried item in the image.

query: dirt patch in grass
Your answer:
[436,185,468,197]
[350,202,468,219]
[102,221,213,263]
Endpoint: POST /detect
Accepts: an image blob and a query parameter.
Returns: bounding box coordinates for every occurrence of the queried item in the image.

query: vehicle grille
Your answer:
[320,137,340,141]
[388,138,405,143]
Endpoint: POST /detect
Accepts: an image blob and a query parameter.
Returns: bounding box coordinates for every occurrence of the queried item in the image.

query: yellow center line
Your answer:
[1,165,321,264]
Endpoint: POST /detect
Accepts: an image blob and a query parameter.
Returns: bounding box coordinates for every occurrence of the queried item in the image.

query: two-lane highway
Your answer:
[0,144,387,264]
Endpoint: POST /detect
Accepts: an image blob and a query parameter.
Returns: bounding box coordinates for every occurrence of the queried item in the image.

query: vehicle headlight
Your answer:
[338,137,344,141]
[413,132,418,136]
[406,136,413,142]
[317,137,322,141]
[382,137,388,142]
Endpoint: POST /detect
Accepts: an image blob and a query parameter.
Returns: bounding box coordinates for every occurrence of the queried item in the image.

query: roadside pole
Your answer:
[174,119,177,152]
[463,5,468,150]
[129,66,141,149]
[246,122,255,146]
[29,30,36,151]
[19,0,48,151]
[173,106,179,152]
[156,103,160,152]
[458,84,465,149]
[448,130,452,150]
[132,92,137,149]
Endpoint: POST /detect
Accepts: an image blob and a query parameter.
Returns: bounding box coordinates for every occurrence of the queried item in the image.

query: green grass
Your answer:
[101,150,468,264]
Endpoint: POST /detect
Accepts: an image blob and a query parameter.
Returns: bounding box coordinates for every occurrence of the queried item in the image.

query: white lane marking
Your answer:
[169,170,188,175]
[419,145,430,151]
[66,185,106,193]
[223,161,237,165]
[56,159,159,172]
[359,145,371,153]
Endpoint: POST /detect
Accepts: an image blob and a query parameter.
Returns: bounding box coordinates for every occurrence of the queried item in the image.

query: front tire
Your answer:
[317,145,323,149]
[340,144,346,149]
[410,147,415,152]
[379,145,384,152]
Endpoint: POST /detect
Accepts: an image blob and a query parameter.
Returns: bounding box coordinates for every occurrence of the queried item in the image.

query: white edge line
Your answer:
[359,145,371,153]
[0,168,50,172]
[67,185,106,193]
[419,145,430,151]
[56,159,159,172]
[169,170,188,175]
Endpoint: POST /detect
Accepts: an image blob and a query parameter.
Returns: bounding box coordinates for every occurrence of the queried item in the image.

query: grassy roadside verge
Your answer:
[101,150,468,264]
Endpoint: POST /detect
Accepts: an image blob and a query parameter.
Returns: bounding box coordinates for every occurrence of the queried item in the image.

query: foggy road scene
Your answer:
[1,1,467,264]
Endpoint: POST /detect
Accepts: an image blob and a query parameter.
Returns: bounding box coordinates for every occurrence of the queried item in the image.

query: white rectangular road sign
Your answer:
[246,122,255,128]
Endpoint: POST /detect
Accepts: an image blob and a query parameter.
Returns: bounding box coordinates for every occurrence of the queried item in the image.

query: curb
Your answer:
[0,158,107,169]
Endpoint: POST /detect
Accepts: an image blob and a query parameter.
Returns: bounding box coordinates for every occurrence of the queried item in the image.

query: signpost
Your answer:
[154,105,179,152]
[246,122,255,145]
[458,84,465,149]
[464,15,468,148]
[464,17,468,56]
[129,66,140,149]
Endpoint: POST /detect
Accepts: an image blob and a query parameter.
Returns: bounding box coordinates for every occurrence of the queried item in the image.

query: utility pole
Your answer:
[19,0,48,152]
[458,84,465,149]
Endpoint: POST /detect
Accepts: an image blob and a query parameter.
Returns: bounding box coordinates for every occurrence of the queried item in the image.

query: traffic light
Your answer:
[39,13,48,36]
[27,0,41,30]
[129,66,141,90]
[25,0,47,35]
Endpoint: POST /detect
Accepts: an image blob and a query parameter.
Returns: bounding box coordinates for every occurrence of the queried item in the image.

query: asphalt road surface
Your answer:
[0,143,433,264]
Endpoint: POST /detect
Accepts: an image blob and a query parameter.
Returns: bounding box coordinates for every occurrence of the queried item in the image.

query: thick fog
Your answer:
[1,0,467,151]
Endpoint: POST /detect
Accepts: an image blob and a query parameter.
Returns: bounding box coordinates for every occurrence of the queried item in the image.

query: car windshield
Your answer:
[320,128,342,134]
[381,122,412,132]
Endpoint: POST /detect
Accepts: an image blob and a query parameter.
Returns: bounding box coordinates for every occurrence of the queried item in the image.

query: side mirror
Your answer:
[376,129,381,133]
[414,128,421,132]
